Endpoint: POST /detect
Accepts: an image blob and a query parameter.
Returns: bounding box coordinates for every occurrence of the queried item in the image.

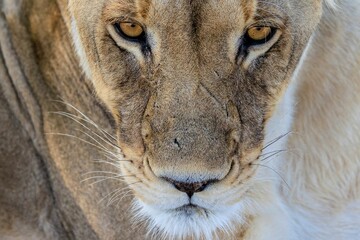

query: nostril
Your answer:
[164,178,212,198]
[173,138,181,149]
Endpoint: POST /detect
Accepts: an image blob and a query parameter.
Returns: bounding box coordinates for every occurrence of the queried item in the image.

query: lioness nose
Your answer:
[165,178,212,198]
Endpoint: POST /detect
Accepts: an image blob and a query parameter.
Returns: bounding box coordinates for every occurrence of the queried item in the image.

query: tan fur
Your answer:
[0,0,359,239]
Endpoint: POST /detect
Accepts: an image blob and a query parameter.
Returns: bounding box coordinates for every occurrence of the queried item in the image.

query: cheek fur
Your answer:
[70,17,92,79]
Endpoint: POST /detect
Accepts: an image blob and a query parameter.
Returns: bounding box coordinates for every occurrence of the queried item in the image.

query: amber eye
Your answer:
[114,22,145,40]
[247,27,274,42]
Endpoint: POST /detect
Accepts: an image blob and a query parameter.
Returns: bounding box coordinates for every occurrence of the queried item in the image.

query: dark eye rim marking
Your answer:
[243,26,277,47]
[113,22,147,43]
[111,22,152,57]
[236,26,279,63]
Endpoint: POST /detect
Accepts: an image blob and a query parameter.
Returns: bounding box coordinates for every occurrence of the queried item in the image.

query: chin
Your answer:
[132,198,248,240]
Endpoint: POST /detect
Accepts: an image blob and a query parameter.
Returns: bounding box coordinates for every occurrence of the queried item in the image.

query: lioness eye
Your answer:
[114,22,145,40]
[245,26,275,45]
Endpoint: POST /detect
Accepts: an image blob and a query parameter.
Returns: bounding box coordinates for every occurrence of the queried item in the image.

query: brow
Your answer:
[103,0,151,22]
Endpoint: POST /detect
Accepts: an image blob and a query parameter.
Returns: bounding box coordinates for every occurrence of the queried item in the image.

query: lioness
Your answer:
[0,0,359,239]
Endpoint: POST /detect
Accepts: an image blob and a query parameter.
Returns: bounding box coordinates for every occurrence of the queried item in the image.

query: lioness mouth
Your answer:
[175,204,208,217]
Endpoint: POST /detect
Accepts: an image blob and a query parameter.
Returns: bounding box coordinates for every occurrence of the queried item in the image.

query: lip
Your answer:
[174,203,209,217]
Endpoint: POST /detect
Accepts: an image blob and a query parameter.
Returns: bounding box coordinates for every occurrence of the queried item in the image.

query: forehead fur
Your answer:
[100,0,291,38]
[101,0,265,22]
[102,0,151,20]
[69,0,328,31]
[69,0,331,16]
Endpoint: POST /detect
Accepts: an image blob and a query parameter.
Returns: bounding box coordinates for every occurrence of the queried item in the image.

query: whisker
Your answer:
[103,152,123,162]
[108,181,141,206]
[46,132,124,162]
[99,181,141,205]
[49,111,118,149]
[259,149,287,157]
[251,163,290,190]
[99,155,122,163]
[46,132,111,153]
[92,159,123,168]
[75,128,116,153]
[108,189,134,206]
[116,190,135,207]
[81,176,121,182]
[75,125,118,150]
[81,171,120,176]
[262,131,291,151]
[106,181,141,206]
[51,100,117,141]
[100,187,128,204]
[260,150,287,162]
[86,175,135,186]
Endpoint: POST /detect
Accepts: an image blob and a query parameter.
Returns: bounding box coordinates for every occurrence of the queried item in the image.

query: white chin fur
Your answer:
[131,199,247,240]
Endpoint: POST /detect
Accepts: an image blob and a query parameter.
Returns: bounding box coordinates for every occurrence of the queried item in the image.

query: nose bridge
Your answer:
[143,67,235,182]
[157,67,223,128]
[149,50,232,137]
[160,52,199,105]
[156,64,201,122]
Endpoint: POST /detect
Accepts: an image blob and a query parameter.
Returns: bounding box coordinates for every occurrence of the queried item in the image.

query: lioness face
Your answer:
[69,0,323,238]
